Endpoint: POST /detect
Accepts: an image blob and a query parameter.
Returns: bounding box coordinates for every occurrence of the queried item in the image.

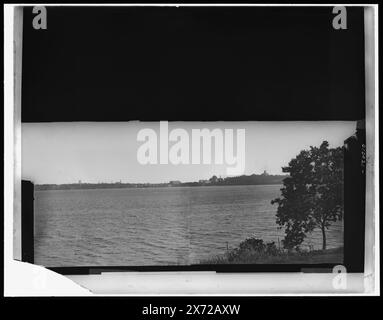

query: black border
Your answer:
[21,6,366,122]
[21,181,34,264]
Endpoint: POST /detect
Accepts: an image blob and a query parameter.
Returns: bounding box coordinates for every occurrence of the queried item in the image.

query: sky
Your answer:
[22,121,356,184]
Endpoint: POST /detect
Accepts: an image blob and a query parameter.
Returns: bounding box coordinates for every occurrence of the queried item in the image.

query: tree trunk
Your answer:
[321,226,327,250]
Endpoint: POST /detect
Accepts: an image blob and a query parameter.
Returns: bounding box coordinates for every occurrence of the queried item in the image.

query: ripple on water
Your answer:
[34,185,344,266]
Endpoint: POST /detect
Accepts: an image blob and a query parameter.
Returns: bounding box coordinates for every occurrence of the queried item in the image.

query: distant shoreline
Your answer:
[35,183,284,192]
[35,173,288,191]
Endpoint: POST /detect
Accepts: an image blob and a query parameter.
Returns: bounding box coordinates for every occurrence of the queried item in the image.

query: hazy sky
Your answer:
[22,121,356,184]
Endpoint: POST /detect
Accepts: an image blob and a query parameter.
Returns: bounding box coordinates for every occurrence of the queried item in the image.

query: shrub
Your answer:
[225,237,281,262]
[238,238,265,252]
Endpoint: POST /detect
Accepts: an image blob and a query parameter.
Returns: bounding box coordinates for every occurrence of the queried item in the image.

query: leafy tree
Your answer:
[271,141,344,250]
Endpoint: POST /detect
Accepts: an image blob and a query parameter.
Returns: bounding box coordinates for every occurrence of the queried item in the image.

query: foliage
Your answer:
[271,141,344,250]
[201,246,343,264]
[225,237,279,262]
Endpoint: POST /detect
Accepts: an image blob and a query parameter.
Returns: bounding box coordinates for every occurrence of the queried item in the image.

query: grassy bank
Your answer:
[200,238,343,264]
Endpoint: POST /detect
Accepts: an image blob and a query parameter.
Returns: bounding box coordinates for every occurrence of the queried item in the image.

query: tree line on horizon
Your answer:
[34,172,288,191]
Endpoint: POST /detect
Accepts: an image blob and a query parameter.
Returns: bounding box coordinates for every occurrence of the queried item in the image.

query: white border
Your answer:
[3,3,379,296]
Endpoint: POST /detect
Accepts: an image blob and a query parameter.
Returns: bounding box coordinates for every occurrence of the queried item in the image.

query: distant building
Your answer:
[169,180,182,186]
[209,175,218,184]
[261,170,269,176]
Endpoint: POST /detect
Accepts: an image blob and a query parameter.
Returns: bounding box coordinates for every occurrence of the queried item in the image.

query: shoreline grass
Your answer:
[200,238,343,264]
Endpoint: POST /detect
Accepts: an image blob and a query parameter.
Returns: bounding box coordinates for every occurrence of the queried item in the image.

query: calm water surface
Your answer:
[34,185,343,266]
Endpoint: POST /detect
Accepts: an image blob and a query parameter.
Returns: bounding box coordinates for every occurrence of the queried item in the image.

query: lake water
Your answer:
[34,185,343,266]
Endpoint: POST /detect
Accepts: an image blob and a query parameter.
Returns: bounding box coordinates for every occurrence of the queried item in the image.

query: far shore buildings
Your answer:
[169,180,182,186]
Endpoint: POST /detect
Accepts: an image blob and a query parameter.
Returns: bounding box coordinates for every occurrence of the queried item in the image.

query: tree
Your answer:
[209,175,218,184]
[271,141,344,251]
